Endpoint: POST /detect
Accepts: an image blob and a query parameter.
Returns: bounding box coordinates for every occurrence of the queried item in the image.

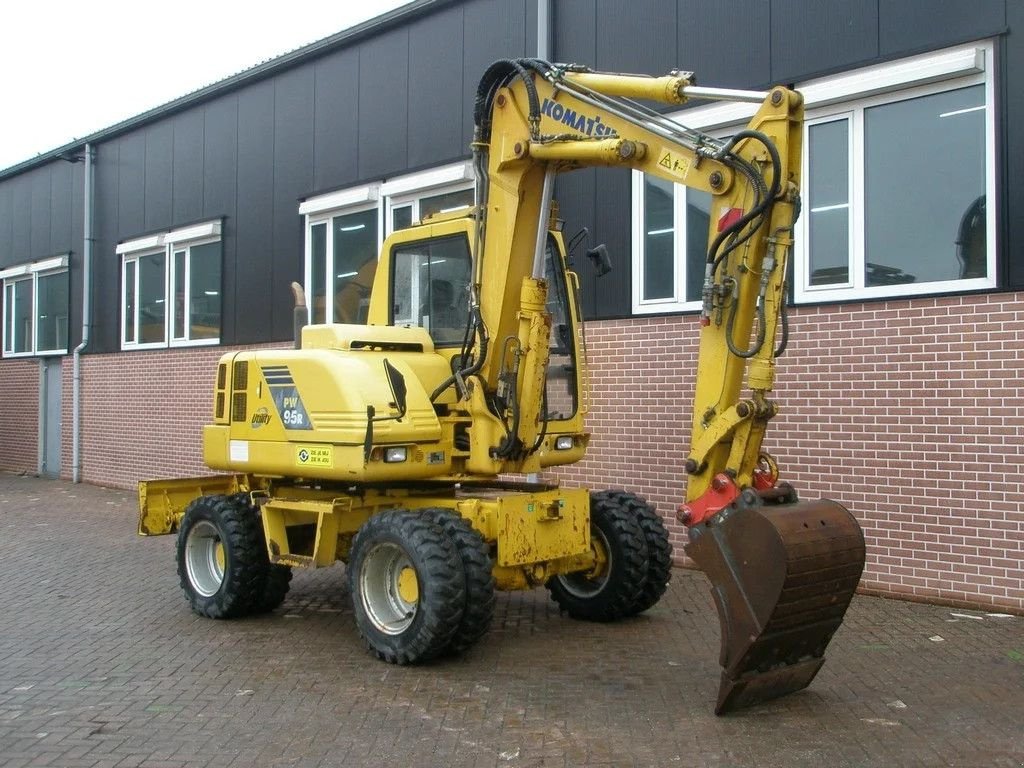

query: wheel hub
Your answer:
[360,542,419,635]
[184,519,226,598]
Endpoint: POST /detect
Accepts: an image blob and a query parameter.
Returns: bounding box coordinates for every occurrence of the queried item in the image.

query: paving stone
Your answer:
[0,474,1022,767]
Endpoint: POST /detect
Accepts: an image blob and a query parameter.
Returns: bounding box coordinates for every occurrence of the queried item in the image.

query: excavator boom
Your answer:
[469,61,865,713]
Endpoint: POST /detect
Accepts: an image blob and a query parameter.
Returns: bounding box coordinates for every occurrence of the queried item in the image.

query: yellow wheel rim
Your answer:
[215,541,226,573]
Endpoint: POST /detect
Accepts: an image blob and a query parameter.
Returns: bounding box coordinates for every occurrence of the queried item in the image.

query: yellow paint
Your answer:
[397,567,419,604]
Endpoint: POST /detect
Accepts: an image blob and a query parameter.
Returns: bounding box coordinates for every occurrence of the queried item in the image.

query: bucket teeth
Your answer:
[685,494,865,715]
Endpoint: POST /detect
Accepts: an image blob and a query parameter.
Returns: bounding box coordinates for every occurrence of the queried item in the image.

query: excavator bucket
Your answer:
[685,486,865,715]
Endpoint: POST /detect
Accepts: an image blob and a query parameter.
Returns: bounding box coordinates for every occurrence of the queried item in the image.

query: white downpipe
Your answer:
[72,144,93,484]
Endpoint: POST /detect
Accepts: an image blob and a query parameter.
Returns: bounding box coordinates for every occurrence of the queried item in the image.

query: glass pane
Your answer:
[685,190,712,302]
[543,237,577,419]
[808,119,850,286]
[392,205,413,232]
[189,242,221,340]
[124,261,136,343]
[36,271,69,352]
[643,175,674,301]
[419,189,474,221]
[13,279,32,353]
[138,251,166,344]
[865,85,986,286]
[172,250,186,340]
[4,283,13,352]
[391,234,472,345]
[310,222,327,324]
[333,209,378,323]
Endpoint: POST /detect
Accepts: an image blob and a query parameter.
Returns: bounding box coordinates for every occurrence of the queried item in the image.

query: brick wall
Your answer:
[0,359,39,473]
[549,292,1024,613]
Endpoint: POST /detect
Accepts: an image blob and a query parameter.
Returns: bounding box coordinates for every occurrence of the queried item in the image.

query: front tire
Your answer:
[176,495,266,619]
[546,492,649,621]
[348,510,466,664]
[422,508,496,656]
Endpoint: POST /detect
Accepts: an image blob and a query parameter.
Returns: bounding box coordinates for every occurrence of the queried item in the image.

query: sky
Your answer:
[0,0,414,171]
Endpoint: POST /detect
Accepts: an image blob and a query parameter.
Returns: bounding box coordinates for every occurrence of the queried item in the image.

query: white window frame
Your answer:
[301,183,383,325]
[630,41,996,311]
[1,255,70,357]
[382,161,474,236]
[118,220,222,350]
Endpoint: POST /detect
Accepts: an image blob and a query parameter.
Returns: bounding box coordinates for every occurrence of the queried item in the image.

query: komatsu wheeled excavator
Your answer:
[138,59,866,714]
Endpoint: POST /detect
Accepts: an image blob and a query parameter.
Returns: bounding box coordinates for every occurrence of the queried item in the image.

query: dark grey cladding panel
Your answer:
[31,167,52,258]
[1005,2,1023,288]
[117,132,146,239]
[461,0,529,147]
[12,169,35,259]
[409,4,466,167]
[0,183,11,262]
[49,160,73,256]
[93,145,120,352]
[144,122,173,233]
[358,27,410,179]
[553,170,598,317]
[594,0,677,76]
[273,67,315,340]
[678,0,771,88]
[313,48,360,191]
[771,0,879,83]
[172,110,204,224]
[880,0,1005,57]
[234,79,276,344]
[553,0,596,64]
[202,95,238,221]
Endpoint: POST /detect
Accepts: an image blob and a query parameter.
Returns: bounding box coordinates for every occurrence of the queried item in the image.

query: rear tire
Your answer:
[545,492,649,622]
[348,510,465,664]
[608,491,672,615]
[422,508,496,655]
[176,495,266,619]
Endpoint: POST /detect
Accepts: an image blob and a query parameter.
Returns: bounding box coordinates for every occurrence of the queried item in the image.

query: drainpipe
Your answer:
[537,0,552,62]
[72,143,94,484]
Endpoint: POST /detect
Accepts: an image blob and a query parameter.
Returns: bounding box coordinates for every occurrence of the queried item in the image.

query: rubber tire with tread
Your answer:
[422,508,496,656]
[177,494,268,619]
[348,510,466,664]
[604,490,672,615]
[545,492,649,622]
[223,494,294,614]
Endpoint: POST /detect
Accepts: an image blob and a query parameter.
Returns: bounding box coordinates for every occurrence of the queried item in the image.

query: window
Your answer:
[390,234,472,345]
[118,221,222,349]
[382,162,475,236]
[631,42,995,310]
[300,185,382,325]
[299,163,476,325]
[1,255,69,357]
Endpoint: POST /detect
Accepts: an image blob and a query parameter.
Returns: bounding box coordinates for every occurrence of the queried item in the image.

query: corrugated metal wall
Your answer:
[0,0,1017,349]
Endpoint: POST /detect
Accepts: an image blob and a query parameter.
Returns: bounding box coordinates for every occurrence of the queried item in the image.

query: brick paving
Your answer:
[0,473,1022,768]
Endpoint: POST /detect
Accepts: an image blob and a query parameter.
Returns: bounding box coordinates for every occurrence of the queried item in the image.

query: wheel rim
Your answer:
[360,542,419,635]
[185,519,226,597]
[557,526,612,598]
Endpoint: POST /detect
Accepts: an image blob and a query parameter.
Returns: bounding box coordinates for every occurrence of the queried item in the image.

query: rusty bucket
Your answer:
[684,486,865,714]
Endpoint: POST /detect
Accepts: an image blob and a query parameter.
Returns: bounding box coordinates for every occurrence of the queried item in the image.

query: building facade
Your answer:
[1,0,1021,612]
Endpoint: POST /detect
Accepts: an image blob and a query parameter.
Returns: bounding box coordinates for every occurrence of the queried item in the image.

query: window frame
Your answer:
[118,220,223,350]
[1,255,70,358]
[382,161,475,236]
[629,40,996,311]
[300,183,383,325]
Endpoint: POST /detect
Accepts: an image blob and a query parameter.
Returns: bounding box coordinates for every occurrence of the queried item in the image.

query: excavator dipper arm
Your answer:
[464,60,865,713]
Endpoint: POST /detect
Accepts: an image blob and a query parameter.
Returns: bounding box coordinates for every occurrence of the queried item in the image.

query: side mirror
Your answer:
[585,244,612,277]
[383,359,408,419]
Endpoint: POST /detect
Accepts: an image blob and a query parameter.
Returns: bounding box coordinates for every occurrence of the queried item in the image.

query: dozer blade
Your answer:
[684,487,865,715]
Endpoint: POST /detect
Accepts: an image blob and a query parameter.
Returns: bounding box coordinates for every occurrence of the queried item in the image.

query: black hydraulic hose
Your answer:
[474,59,547,139]
[725,292,767,359]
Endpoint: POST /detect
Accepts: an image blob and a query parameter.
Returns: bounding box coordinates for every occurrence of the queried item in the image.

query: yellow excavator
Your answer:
[138,59,865,714]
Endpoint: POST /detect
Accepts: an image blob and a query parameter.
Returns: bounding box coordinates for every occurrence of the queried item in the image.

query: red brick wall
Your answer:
[550,292,1024,613]
[0,359,39,474]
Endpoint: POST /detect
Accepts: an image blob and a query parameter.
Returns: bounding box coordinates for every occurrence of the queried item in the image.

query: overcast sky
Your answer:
[0,0,413,171]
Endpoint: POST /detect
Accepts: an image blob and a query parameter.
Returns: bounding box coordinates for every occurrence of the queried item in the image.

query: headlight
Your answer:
[384,447,408,463]
[554,436,574,451]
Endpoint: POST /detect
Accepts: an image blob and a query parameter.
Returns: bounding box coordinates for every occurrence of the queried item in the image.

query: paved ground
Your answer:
[0,474,1022,768]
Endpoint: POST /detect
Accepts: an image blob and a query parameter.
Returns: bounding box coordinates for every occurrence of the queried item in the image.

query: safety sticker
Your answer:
[657,148,690,180]
[296,445,333,468]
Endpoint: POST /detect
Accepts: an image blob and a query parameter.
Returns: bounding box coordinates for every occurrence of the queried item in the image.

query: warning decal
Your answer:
[657,148,691,180]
